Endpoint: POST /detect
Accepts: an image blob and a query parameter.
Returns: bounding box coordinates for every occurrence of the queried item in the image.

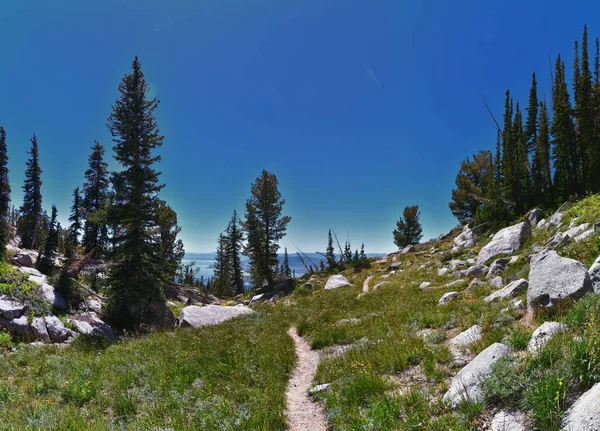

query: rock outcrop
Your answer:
[176,305,254,328]
[324,275,352,290]
[527,250,592,312]
[453,225,476,251]
[589,255,600,294]
[443,343,510,407]
[562,382,600,430]
[477,222,530,265]
[485,279,528,303]
[527,321,567,353]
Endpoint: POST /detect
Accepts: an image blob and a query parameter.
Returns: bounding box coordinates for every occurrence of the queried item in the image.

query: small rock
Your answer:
[448,325,482,350]
[574,228,595,242]
[491,411,526,431]
[309,383,331,396]
[175,305,254,329]
[454,225,476,250]
[443,343,510,407]
[485,279,528,303]
[387,262,401,271]
[324,275,352,290]
[477,222,530,265]
[31,317,50,343]
[44,315,71,343]
[562,382,600,430]
[528,209,544,227]
[487,258,510,279]
[402,245,416,254]
[0,296,27,320]
[490,276,503,288]
[465,264,489,278]
[549,211,563,227]
[528,321,567,353]
[40,283,67,310]
[419,282,432,289]
[438,267,449,276]
[69,313,115,339]
[438,291,459,305]
[528,250,592,312]
[590,255,600,294]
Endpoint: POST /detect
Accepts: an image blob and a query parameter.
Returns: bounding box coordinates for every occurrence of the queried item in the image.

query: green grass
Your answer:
[0,311,295,430]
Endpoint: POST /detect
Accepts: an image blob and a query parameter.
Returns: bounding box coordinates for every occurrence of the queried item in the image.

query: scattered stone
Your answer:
[487,258,510,279]
[69,313,115,339]
[477,222,530,265]
[485,279,528,303]
[175,305,254,329]
[590,255,600,294]
[513,299,526,311]
[419,282,432,289]
[324,275,352,290]
[468,278,484,289]
[465,264,489,278]
[528,321,567,353]
[549,211,563,227]
[562,382,600,431]
[40,283,67,310]
[444,279,464,288]
[491,411,526,431]
[453,225,476,250]
[0,296,27,320]
[402,245,416,254]
[375,258,388,265]
[438,291,459,305]
[528,250,592,312]
[574,228,595,242]
[537,218,547,229]
[387,262,401,271]
[448,325,482,350]
[448,260,466,270]
[509,255,519,264]
[31,317,50,343]
[12,251,37,267]
[372,282,386,290]
[3,315,32,338]
[44,315,72,343]
[466,258,476,265]
[490,276,504,288]
[438,267,449,276]
[309,383,331,396]
[443,343,510,407]
[528,209,544,227]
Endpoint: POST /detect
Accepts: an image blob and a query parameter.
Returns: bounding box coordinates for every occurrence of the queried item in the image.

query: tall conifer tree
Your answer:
[106,57,171,328]
[532,101,552,202]
[82,141,110,255]
[325,229,336,269]
[67,187,82,258]
[0,127,10,253]
[37,205,58,276]
[226,210,244,294]
[526,73,539,154]
[242,170,291,288]
[17,135,42,250]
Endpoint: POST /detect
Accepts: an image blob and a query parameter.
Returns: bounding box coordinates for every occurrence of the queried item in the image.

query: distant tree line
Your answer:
[450,25,600,228]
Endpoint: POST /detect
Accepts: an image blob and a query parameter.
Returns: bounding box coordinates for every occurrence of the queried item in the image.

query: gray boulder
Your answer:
[477,222,530,265]
[575,229,595,242]
[12,251,37,267]
[418,281,432,289]
[18,267,46,285]
[176,305,254,328]
[528,321,567,353]
[454,225,476,250]
[443,343,510,407]
[69,313,114,339]
[528,208,544,227]
[2,315,32,339]
[438,267,450,276]
[448,325,482,350]
[528,250,592,312]
[44,315,72,343]
[549,211,564,227]
[402,245,416,254]
[485,279,528,303]
[387,262,401,271]
[487,258,510,279]
[491,411,526,431]
[590,255,600,294]
[465,264,488,278]
[31,317,50,343]
[562,382,600,431]
[0,296,27,320]
[40,283,67,310]
[448,260,466,271]
[438,291,459,305]
[324,275,352,290]
[490,276,504,288]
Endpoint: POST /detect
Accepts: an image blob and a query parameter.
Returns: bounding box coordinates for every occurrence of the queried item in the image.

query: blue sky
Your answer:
[0,0,594,252]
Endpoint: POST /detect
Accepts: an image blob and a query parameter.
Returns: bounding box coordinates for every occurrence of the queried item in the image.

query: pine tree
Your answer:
[0,127,10,253]
[513,103,532,212]
[226,210,244,294]
[526,72,539,154]
[82,141,110,255]
[532,101,553,202]
[213,233,232,298]
[242,170,291,288]
[393,206,423,248]
[106,57,169,328]
[325,230,336,269]
[448,150,492,224]
[575,26,596,192]
[67,187,82,259]
[551,55,578,202]
[17,135,43,250]
[359,243,366,262]
[343,241,352,263]
[37,205,58,276]
[156,201,185,282]
[282,247,291,278]
[501,91,516,212]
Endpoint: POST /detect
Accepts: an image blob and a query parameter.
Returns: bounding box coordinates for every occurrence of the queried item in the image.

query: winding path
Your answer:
[285,328,327,431]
